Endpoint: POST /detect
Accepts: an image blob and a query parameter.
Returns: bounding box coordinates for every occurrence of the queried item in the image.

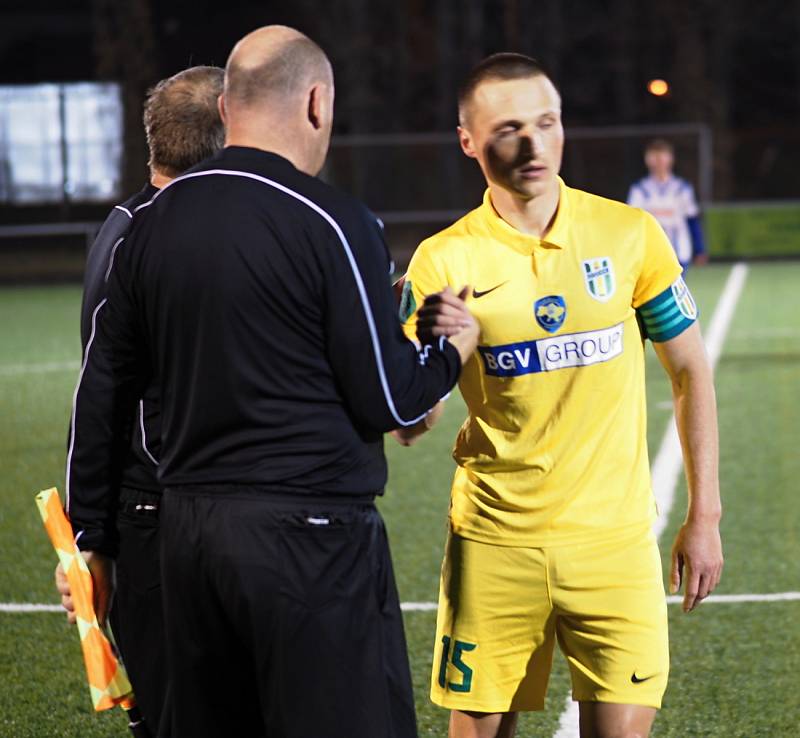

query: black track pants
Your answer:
[160,488,417,738]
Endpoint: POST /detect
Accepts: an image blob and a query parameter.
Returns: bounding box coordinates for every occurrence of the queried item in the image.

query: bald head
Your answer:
[224,26,332,111]
[220,26,335,176]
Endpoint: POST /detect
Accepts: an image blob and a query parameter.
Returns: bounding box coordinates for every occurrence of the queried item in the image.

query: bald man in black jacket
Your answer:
[66,26,478,738]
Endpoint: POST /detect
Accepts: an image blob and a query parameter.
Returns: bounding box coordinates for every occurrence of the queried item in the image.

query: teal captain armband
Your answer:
[637,276,698,342]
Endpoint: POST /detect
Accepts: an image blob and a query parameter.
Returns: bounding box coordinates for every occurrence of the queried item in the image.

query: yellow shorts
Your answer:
[430,525,669,712]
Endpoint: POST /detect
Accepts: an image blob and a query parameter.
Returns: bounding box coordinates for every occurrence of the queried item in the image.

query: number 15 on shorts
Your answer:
[438,636,477,693]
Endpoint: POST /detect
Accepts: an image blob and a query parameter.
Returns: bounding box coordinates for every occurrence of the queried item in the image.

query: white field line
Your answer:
[555,262,749,738]
[399,592,800,611]
[0,603,64,613]
[0,360,80,377]
[3,592,800,615]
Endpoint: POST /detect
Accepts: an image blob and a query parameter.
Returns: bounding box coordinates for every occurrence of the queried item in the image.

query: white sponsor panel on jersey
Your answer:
[536,323,624,371]
[478,323,625,377]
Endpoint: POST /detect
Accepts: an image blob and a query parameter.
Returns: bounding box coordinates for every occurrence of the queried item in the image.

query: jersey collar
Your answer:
[479,177,570,254]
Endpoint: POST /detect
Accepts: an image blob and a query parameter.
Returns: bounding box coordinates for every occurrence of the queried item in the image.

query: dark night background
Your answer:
[1,0,799,237]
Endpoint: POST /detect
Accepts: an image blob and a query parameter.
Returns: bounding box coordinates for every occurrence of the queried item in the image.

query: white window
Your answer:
[0,82,123,204]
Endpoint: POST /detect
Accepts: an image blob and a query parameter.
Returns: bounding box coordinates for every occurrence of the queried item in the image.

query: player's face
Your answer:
[459,76,563,201]
[645,148,673,178]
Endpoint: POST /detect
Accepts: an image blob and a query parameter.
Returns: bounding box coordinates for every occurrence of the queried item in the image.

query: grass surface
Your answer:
[1,264,798,736]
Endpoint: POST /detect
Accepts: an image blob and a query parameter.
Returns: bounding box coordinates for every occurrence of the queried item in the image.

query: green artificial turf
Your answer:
[1,263,798,736]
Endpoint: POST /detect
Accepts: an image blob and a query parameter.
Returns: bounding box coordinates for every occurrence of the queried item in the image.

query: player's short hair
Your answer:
[224,36,331,109]
[143,65,225,177]
[458,52,558,124]
[645,138,674,154]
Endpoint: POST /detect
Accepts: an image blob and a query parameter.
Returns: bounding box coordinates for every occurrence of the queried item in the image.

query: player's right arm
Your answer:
[390,242,463,446]
[391,284,475,445]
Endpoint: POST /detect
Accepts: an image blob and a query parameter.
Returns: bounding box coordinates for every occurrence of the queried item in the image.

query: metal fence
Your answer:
[323,122,712,225]
[0,123,715,278]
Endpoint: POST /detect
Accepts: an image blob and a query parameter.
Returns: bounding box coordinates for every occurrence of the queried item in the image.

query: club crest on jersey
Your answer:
[582,257,616,302]
[671,276,697,319]
[534,295,566,333]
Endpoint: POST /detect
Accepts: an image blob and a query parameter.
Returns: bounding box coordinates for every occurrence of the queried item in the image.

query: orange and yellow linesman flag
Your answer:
[35,487,134,711]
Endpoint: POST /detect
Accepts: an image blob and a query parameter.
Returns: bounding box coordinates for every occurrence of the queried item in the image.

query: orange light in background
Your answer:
[647,79,670,96]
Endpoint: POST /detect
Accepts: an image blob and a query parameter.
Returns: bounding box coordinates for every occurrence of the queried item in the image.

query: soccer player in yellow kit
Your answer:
[397,54,723,738]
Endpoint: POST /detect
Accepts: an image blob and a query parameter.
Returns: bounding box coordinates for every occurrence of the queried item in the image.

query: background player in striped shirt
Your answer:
[627,139,708,269]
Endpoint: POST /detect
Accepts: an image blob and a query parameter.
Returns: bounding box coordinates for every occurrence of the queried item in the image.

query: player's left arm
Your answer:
[653,324,723,613]
[634,211,722,612]
[391,397,446,447]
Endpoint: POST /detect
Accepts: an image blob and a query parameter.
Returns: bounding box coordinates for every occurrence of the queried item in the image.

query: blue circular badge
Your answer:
[534,295,567,333]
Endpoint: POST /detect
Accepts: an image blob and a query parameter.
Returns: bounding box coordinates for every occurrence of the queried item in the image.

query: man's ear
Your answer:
[217,93,227,126]
[308,84,324,130]
[458,126,477,159]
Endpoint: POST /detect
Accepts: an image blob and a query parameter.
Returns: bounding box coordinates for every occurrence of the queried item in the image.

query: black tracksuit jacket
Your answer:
[67,146,460,555]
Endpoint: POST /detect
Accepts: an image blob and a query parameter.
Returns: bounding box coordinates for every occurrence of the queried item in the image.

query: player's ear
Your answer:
[458,126,477,159]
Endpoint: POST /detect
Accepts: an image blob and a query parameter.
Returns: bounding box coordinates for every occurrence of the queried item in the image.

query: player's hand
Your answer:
[417,286,479,362]
[448,316,481,366]
[416,286,480,364]
[416,286,473,339]
[670,519,723,613]
[693,253,709,266]
[390,400,445,446]
[55,551,114,626]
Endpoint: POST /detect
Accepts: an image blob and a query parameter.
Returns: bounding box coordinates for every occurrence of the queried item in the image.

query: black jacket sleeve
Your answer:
[323,204,461,434]
[66,234,150,556]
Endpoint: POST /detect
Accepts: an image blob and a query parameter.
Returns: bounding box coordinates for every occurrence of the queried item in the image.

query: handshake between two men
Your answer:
[416,285,479,358]
[392,284,479,448]
[55,283,479,626]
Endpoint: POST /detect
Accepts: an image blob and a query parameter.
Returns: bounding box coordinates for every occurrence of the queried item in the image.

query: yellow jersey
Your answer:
[401,178,694,547]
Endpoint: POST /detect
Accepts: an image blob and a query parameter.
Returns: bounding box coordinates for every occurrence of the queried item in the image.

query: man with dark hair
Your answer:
[456,52,552,121]
[396,53,723,738]
[66,25,477,738]
[56,64,224,737]
[628,139,708,269]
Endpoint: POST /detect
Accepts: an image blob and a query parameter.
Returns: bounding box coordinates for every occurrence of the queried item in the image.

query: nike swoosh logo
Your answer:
[472,282,508,299]
[631,673,655,684]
